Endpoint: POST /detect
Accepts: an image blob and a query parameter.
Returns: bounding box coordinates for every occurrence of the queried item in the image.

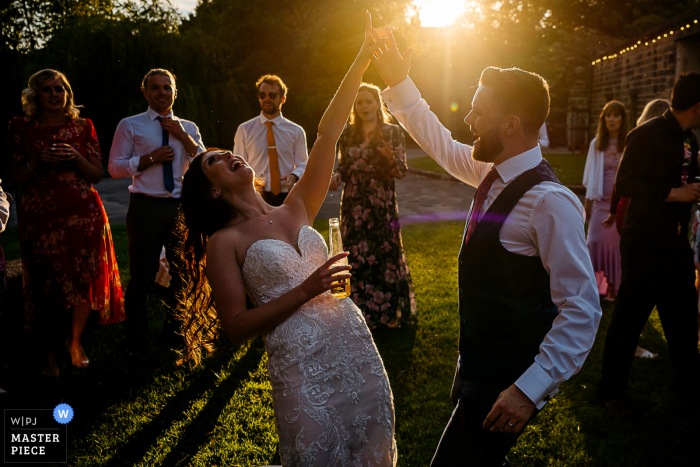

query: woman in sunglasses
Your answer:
[177,13,397,466]
[3,69,125,377]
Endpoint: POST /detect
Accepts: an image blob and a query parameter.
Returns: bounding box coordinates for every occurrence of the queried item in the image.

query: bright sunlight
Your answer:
[413,0,468,28]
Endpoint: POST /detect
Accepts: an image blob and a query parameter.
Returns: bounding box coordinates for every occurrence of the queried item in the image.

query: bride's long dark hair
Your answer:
[176,148,264,365]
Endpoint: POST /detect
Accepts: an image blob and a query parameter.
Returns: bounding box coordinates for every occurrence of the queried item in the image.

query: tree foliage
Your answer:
[2,0,700,168]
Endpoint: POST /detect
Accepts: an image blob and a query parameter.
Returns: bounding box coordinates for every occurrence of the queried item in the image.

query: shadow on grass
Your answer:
[372,323,418,396]
[105,341,265,467]
[524,305,700,466]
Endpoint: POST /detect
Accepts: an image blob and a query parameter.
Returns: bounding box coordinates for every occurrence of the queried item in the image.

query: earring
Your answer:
[214,189,221,196]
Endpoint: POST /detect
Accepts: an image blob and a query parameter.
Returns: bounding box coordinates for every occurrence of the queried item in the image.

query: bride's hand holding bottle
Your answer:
[298,252,352,300]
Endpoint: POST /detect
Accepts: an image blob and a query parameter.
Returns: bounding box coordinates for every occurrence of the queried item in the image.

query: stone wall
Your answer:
[582,10,700,140]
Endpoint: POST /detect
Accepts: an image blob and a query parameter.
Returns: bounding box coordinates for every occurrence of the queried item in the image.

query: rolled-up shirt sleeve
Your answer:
[382,77,485,187]
[108,119,142,178]
[292,127,308,180]
[514,189,602,408]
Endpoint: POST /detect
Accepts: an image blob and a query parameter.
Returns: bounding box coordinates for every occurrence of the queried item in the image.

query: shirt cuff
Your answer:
[129,157,143,177]
[381,77,421,112]
[514,363,559,409]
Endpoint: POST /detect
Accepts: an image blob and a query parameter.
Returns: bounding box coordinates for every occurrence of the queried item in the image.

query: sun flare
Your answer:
[413,0,468,28]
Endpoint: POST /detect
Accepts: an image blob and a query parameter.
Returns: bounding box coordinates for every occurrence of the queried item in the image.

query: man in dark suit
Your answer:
[598,72,700,414]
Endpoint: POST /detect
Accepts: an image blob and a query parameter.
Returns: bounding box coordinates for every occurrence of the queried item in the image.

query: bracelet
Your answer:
[149,155,155,164]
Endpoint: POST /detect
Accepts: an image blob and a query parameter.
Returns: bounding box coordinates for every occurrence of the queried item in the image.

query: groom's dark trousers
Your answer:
[432,162,561,466]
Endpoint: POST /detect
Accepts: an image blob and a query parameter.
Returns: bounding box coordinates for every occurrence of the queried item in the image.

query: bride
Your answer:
[176,13,397,467]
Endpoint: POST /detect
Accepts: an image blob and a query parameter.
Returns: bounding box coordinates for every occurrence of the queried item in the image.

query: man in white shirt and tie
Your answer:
[233,74,308,206]
[109,69,205,356]
[369,28,602,465]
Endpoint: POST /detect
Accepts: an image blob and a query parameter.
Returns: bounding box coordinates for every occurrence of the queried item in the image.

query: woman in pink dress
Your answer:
[4,69,125,377]
[583,101,629,300]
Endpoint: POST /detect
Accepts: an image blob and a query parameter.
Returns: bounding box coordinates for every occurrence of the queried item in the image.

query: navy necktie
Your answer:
[157,117,175,193]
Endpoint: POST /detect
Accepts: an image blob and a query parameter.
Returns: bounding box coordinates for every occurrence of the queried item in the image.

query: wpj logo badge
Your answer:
[3,405,71,464]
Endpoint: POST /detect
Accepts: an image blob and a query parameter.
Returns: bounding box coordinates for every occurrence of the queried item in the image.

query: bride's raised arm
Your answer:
[287,11,385,222]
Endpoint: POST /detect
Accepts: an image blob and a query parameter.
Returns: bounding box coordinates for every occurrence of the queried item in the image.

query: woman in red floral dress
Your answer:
[4,69,125,377]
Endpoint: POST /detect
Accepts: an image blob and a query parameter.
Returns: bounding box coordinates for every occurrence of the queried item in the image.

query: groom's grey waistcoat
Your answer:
[457,160,561,386]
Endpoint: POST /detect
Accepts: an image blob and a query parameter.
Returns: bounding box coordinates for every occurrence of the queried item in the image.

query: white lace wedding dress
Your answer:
[242,225,397,467]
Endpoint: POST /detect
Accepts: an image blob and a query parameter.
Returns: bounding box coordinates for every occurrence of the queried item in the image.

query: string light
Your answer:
[593,19,698,65]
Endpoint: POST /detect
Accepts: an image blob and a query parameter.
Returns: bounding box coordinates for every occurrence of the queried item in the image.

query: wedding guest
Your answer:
[4,69,125,377]
[602,99,671,359]
[109,68,204,357]
[583,101,628,300]
[233,75,308,206]
[329,83,416,328]
[598,72,700,415]
[603,99,671,234]
[371,28,601,465]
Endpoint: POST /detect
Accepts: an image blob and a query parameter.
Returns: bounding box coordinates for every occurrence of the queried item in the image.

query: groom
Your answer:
[369,27,602,465]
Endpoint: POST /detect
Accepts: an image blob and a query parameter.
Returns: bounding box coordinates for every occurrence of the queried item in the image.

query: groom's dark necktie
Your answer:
[464,166,500,244]
[156,116,175,193]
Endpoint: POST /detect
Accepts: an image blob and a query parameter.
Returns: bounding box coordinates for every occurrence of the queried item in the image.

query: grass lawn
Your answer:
[408,153,587,187]
[543,153,587,186]
[1,220,697,465]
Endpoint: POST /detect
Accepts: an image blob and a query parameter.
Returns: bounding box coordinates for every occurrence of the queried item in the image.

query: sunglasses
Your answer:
[40,85,66,93]
[257,92,279,100]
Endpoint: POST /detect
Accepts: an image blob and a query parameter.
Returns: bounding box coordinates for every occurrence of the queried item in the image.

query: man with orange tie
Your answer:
[234,75,308,206]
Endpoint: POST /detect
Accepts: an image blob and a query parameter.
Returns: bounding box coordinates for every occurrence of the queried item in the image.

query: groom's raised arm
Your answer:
[370,27,485,187]
[382,78,484,187]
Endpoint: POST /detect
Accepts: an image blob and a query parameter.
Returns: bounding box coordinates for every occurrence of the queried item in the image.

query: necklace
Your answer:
[268,207,273,224]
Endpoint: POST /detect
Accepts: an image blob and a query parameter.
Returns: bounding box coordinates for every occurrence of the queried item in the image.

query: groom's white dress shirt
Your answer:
[382,77,602,409]
[109,107,205,198]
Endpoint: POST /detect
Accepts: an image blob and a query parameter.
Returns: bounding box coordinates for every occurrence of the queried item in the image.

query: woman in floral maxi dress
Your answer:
[330,83,416,328]
[4,69,125,377]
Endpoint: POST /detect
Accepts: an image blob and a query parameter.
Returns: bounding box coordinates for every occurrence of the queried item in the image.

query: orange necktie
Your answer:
[265,121,281,195]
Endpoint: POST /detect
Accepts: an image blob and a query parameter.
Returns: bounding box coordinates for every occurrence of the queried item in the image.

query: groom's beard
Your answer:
[472,127,504,163]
